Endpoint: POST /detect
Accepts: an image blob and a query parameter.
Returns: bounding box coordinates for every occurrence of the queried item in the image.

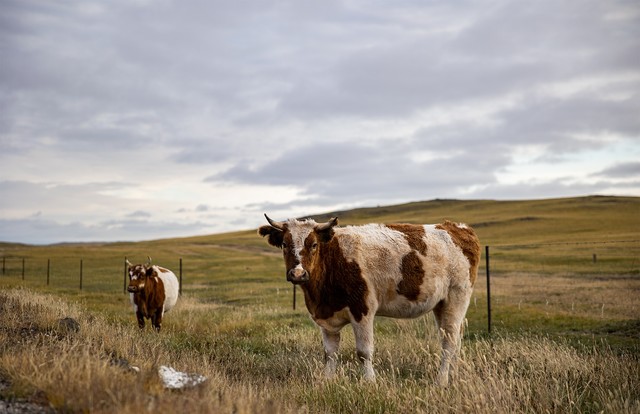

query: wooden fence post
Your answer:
[293,285,296,310]
[47,259,50,286]
[79,259,83,291]
[485,245,492,334]
[179,258,183,296]
[22,258,25,280]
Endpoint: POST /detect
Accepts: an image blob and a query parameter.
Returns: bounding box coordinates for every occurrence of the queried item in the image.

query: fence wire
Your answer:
[483,239,640,333]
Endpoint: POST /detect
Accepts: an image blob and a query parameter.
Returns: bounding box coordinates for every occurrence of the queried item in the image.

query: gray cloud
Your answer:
[209,140,506,204]
[0,216,209,245]
[468,178,640,200]
[126,210,151,218]
[593,162,640,178]
[1,0,639,243]
[280,0,640,119]
[0,180,130,213]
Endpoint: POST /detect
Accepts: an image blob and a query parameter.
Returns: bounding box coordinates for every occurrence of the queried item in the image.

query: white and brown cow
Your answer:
[259,215,480,385]
[127,258,179,332]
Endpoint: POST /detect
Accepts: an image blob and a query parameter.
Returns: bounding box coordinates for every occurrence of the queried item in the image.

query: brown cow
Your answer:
[259,215,480,385]
[127,258,179,332]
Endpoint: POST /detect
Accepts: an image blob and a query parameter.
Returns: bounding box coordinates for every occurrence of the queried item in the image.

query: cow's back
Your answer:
[334,223,473,283]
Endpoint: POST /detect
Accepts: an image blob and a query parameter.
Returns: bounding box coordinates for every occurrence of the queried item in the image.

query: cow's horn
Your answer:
[126,259,133,267]
[145,256,152,267]
[316,217,339,231]
[264,214,285,231]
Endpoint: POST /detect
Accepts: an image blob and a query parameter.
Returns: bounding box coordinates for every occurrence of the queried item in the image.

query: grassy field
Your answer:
[0,196,639,413]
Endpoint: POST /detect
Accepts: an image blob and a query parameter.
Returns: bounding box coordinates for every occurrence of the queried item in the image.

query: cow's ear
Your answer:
[145,267,154,277]
[258,225,284,248]
[316,217,338,243]
[316,227,335,243]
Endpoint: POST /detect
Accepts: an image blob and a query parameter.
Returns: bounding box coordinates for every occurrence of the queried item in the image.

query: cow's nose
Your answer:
[127,286,136,293]
[287,268,309,284]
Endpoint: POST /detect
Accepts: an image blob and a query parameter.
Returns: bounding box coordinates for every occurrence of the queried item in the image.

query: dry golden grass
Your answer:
[1,288,638,413]
[0,289,293,414]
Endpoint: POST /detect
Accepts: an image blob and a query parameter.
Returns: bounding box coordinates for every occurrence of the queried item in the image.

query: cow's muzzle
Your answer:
[127,285,138,293]
[287,268,309,284]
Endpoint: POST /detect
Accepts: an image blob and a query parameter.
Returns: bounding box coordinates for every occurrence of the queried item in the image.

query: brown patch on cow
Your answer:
[158,267,170,273]
[386,224,427,255]
[387,224,428,301]
[302,236,369,322]
[436,221,481,285]
[396,251,424,300]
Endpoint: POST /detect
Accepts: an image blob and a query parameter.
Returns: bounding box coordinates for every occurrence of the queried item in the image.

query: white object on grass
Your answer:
[158,365,207,389]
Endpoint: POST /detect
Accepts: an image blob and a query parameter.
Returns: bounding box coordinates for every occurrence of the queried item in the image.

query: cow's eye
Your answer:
[312,242,318,250]
[282,242,288,249]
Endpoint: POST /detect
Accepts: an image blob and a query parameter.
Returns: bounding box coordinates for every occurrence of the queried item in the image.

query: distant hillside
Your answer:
[176,195,638,251]
[301,196,638,245]
[1,196,637,250]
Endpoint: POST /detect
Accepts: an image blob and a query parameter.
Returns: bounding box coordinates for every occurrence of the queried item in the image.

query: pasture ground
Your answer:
[0,196,638,412]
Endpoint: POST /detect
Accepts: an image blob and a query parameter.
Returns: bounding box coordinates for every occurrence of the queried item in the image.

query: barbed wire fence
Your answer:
[483,239,640,333]
[2,239,639,334]
[1,256,184,295]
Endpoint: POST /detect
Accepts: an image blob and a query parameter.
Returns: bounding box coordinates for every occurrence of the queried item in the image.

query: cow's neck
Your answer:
[140,278,157,300]
[300,241,332,300]
[297,237,369,322]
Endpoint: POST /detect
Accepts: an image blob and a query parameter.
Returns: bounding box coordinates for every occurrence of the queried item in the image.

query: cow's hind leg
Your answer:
[352,316,376,382]
[321,328,341,379]
[433,287,471,386]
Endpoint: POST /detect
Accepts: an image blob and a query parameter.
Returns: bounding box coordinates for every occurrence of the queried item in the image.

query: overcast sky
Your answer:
[1,0,639,244]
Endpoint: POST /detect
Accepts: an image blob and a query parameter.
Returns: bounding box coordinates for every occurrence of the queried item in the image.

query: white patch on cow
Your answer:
[341,223,407,244]
[153,265,179,313]
[424,224,453,244]
[337,223,408,268]
[286,219,317,262]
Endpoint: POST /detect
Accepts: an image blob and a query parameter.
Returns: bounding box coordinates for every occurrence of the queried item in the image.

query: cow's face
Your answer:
[259,215,338,284]
[127,263,153,293]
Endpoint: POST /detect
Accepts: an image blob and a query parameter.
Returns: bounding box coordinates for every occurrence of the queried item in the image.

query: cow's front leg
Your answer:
[321,328,341,379]
[352,317,376,382]
[136,310,145,329]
